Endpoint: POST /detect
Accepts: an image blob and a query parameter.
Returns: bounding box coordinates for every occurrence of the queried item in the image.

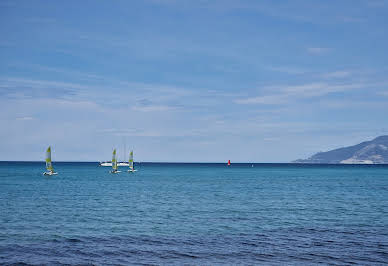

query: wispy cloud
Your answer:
[97,127,208,138]
[322,71,351,79]
[131,105,178,112]
[340,16,365,23]
[367,0,388,8]
[307,47,330,55]
[0,75,193,109]
[266,66,307,75]
[151,0,369,25]
[235,94,288,105]
[263,137,280,141]
[235,81,374,105]
[379,90,388,96]
[16,116,34,121]
[315,98,388,109]
[280,82,363,96]
[267,66,355,79]
[97,128,163,137]
[0,77,83,99]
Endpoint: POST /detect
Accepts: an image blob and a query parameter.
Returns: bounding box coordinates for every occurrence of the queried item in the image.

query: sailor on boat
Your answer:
[43,146,58,176]
[128,150,137,172]
[110,148,121,173]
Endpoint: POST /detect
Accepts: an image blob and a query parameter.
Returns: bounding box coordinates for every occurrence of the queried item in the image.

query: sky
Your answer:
[0,0,388,162]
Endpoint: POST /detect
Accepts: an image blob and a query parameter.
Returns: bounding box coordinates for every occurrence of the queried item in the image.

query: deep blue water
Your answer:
[1,162,388,265]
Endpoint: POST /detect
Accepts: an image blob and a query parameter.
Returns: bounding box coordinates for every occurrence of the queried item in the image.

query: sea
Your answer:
[0,162,387,265]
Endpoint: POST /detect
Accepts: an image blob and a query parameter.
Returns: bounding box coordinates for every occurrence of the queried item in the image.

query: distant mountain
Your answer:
[293,135,388,164]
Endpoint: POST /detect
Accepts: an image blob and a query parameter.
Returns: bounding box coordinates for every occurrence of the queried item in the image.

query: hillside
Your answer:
[293,136,388,164]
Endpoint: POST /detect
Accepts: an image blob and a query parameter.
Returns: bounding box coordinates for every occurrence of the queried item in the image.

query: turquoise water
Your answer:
[1,162,388,265]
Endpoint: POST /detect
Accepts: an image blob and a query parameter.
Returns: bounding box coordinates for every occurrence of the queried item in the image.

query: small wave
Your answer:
[66,238,82,243]
[3,263,36,266]
[164,251,199,259]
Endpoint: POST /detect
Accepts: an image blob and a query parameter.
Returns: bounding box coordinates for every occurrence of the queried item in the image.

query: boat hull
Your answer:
[43,172,58,176]
[110,170,121,174]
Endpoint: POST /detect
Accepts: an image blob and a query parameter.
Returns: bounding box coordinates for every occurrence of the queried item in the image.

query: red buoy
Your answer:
[227,160,231,166]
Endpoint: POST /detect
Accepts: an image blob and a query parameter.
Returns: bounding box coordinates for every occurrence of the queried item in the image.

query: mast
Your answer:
[123,137,126,163]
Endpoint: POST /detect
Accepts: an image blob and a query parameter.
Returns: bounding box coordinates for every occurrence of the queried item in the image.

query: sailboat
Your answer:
[43,146,57,176]
[110,149,121,174]
[227,160,231,166]
[128,150,137,172]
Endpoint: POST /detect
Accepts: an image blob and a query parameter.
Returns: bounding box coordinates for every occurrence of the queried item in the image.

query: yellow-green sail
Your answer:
[129,150,134,170]
[45,146,54,172]
[112,149,118,170]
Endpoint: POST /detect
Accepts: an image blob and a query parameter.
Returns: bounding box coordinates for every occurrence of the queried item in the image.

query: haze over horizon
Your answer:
[1,0,388,162]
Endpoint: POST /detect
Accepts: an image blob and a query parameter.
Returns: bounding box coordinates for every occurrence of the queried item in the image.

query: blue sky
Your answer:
[1,0,387,162]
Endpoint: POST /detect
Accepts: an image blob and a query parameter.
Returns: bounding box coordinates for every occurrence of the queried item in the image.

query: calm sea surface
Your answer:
[0,162,387,265]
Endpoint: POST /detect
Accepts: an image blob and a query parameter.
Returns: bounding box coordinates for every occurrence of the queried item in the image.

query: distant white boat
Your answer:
[110,149,121,174]
[128,150,137,172]
[99,161,112,166]
[99,161,129,167]
[100,146,129,167]
[43,146,58,176]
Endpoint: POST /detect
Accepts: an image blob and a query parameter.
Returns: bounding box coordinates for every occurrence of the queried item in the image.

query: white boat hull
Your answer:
[43,172,58,176]
[110,170,121,174]
[128,169,138,172]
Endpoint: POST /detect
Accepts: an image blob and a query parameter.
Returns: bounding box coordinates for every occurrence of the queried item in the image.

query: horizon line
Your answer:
[0,160,288,163]
[2,161,388,165]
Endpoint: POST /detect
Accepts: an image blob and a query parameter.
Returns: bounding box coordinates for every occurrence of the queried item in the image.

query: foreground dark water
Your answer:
[1,162,387,265]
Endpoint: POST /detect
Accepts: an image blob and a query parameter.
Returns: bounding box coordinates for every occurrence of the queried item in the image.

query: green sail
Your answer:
[129,150,134,170]
[112,149,118,170]
[45,146,54,172]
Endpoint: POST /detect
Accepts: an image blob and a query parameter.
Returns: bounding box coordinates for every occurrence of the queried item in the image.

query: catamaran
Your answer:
[110,149,121,174]
[128,150,137,172]
[43,146,57,176]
